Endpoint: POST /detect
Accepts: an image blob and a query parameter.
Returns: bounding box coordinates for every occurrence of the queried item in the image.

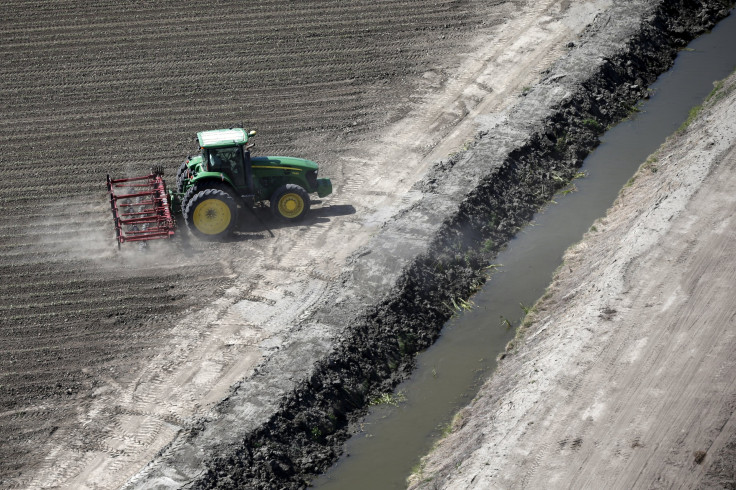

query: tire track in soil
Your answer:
[0,0,503,485]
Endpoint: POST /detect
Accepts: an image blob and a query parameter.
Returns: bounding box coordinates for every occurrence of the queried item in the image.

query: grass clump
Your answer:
[703,77,736,106]
[678,74,736,133]
[582,118,603,132]
[444,297,474,314]
[554,132,568,153]
[369,391,406,407]
[678,104,703,133]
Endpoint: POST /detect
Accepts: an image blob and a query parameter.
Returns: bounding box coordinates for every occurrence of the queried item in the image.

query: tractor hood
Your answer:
[251,156,319,172]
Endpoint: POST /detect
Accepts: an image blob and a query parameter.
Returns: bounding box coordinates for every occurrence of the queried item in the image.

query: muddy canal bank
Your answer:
[315,4,736,487]
[411,50,736,490]
[129,1,733,488]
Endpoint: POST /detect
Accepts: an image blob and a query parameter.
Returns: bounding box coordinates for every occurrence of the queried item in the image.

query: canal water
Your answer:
[313,10,736,490]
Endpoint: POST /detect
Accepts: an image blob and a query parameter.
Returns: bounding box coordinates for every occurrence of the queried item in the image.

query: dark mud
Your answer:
[0,1,505,484]
[189,1,734,488]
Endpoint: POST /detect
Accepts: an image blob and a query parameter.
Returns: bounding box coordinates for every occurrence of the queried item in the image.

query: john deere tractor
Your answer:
[106,128,332,245]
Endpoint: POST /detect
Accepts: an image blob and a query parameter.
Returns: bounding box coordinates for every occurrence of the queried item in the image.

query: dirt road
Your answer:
[411,71,736,490]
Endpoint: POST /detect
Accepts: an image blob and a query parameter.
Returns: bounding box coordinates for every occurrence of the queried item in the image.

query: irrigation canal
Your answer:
[313,10,736,490]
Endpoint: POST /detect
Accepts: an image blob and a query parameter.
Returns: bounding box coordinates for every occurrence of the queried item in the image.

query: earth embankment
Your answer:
[410,51,736,490]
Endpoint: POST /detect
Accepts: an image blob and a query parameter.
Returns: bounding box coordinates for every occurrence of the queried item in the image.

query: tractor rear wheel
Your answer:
[184,187,239,240]
[270,184,310,222]
[176,161,189,193]
[180,182,201,212]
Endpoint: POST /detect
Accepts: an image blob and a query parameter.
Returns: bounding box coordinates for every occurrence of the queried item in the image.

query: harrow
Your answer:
[105,128,332,246]
[106,169,176,247]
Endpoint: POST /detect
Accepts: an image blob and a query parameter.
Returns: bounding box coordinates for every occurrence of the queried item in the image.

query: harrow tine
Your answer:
[106,172,176,246]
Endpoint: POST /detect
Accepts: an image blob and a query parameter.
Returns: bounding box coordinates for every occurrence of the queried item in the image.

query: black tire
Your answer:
[184,187,239,240]
[180,182,201,212]
[176,161,189,194]
[270,184,310,222]
[181,181,238,213]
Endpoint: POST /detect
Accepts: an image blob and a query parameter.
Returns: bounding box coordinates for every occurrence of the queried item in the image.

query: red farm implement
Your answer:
[105,128,333,246]
[106,169,176,247]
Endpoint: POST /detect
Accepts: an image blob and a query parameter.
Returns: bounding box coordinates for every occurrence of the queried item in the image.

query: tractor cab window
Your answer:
[206,146,245,187]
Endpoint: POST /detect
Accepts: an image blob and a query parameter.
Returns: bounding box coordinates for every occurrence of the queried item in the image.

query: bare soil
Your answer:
[1,0,732,489]
[0,0,569,486]
[411,67,736,490]
[0,1,506,486]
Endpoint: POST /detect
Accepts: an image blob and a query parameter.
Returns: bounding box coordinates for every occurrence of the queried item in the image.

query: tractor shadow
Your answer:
[174,203,355,250]
[231,202,356,240]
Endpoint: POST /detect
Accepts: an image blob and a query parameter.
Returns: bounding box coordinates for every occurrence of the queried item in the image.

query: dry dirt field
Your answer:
[0,0,560,487]
[0,0,497,484]
[1,0,732,488]
[411,70,736,490]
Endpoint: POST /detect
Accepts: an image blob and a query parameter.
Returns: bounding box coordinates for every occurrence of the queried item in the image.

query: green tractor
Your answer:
[106,128,332,245]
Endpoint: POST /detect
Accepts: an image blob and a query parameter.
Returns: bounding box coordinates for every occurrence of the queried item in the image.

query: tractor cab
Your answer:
[198,128,256,191]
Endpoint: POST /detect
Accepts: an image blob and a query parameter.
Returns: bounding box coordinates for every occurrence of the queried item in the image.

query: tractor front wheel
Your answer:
[270,184,310,222]
[184,188,239,240]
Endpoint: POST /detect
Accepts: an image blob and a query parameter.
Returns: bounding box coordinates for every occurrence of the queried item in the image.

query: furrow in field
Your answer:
[0,82,364,128]
[0,0,495,483]
[0,0,466,40]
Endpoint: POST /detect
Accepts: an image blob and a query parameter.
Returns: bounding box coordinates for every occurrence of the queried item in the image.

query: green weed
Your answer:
[369,391,407,407]
[445,297,475,314]
[454,297,474,312]
[582,118,603,132]
[554,133,568,153]
[678,74,736,132]
[705,79,725,103]
[678,104,702,132]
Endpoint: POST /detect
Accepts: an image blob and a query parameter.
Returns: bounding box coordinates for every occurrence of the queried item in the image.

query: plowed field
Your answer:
[1,0,508,485]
